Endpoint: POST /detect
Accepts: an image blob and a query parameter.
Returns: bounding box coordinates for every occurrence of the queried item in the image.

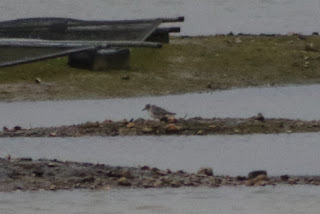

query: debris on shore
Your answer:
[0,157,319,192]
[1,115,320,137]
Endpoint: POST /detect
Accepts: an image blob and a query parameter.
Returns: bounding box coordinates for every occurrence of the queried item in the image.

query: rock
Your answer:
[14,126,22,131]
[247,170,267,179]
[15,157,32,162]
[165,124,181,132]
[103,185,111,190]
[118,177,131,186]
[140,165,150,170]
[155,170,168,176]
[153,179,163,188]
[126,122,135,128]
[122,170,134,179]
[245,174,269,186]
[49,132,57,137]
[197,167,213,176]
[280,175,290,181]
[81,176,95,183]
[142,127,153,133]
[32,169,44,177]
[35,78,42,84]
[103,119,113,123]
[236,176,246,181]
[49,185,56,190]
[170,180,182,188]
[48,162,58,167]
[254,180,268,186]
[197,130,204,135]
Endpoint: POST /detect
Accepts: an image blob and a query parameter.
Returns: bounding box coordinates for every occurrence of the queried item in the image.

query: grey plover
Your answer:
[142,104,176,119]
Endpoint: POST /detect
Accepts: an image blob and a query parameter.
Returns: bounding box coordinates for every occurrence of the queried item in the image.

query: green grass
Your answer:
[1,35,320,100]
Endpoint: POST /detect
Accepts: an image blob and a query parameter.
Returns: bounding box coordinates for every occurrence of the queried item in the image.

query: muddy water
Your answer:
[1,84,320,128]
[1,0,320,35]
[1,186,320,214]
[1,133,320,176]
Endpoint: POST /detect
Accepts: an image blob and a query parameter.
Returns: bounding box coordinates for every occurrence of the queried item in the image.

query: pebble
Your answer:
[118,177,131,186]
[126,122,135,128]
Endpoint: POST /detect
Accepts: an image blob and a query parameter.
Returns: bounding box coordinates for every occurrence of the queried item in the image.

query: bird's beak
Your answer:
[142,107,146,111]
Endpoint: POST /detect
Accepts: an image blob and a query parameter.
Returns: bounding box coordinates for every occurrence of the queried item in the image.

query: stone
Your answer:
[126,122,135,128]
[170,180,182,188]
[81,176,95,183]
[103,185,111,190]
[14,126,22,131]
[48,162,58,167]
[118,177,131,186]
[254,180,268,186]
[153,179,163,188]
[49,132,57,137]
[236,176,246,181]
[247,170,267,179]
[142,127,153,133]
[35,78,42,84]
[165,124,181,132]
[245,174,269,186]
[140,165,150,170]
[197,167,214,176]
[49,185,56,190]
[280,175,290,181]
[197,130,204,135]
[155,170,168,176]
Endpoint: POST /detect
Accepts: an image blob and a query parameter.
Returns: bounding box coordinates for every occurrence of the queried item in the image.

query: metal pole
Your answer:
[0,39,162,48]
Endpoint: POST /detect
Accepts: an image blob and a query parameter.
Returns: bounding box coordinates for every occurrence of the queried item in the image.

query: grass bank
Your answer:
[1,35,320,101]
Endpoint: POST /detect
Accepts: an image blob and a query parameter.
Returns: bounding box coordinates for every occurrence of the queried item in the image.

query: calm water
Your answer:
[1,84,320,128]
[1,133,320,176]
[1,186,320,214]
[1,0,320,35]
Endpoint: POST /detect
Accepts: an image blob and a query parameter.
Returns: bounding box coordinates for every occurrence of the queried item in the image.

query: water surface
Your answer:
[1,186,320,214]
[1,0,320,35]
[1,133,320,176]
[1,84,320,128]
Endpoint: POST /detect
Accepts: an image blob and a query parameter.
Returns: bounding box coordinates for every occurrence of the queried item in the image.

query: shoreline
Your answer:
[2,116,320,137]
[0,157,319,192]
[1,34,320,101]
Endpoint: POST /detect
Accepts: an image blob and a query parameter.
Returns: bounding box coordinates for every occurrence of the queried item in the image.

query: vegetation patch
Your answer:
[1,35,320,101]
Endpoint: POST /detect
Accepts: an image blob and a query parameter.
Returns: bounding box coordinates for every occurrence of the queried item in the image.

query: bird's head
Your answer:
[142,104,151,111]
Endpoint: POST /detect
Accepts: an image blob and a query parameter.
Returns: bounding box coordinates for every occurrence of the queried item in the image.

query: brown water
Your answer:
[1,0,320,35]
[1,84,320,129]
